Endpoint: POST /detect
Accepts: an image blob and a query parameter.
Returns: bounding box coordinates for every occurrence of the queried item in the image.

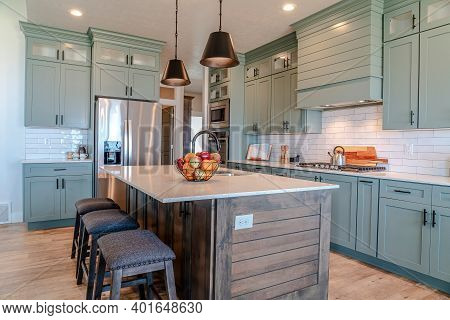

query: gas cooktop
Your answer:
[296,162,387,173]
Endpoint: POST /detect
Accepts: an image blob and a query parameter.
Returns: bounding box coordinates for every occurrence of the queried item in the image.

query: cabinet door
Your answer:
[61,42,91,66]
[25,60,60,127]
[129,69,159,101]
[421,0,450,31]
[244,80,257,131]
[356,178,380,257]
[94,42,130,67]
[245,64,258,82]
[378,198,431,274]
[430,206,450,282]
[321,174,358,250]
[95,64,129,99]
[272,52,289,74]
[384,3,420,42]
[290,170,319,182]
[60,65,90,129]
[419,25,450,129]
[256,77,271,133]
[26,37,61,62]
[60,175,93,219]
[209,85,220,102]
[383,35,419,129]
[24,177,60,222]
[271,71,289,132]
[256,58,272,78]
[130,48,159,71]
[218,82,230,100]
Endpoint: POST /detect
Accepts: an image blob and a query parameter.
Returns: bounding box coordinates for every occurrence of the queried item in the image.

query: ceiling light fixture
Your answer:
[69,9,83,17]
[282,3,296,12]
[161,0,191,87]
[200,0,239,68]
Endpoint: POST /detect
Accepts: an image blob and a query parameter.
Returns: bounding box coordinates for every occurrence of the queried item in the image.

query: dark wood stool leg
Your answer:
[94,251,106,300]
[71,212,80,259]
[138,282,146,300]
[145,273,153,300]
[76,227,88,284]
[164,261,177,300]
[110,269,123,300]
[86,236,99,300]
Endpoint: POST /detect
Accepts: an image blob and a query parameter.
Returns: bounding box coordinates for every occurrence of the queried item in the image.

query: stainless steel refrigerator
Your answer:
[95,98,161,205]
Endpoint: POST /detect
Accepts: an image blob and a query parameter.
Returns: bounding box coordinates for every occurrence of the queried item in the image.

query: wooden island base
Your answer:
[109,177,332,300]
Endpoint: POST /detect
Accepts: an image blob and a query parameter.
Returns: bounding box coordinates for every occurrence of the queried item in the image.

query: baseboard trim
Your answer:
[28,219,75,230]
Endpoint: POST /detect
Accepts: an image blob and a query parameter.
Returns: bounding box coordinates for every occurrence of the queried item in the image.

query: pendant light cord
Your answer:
[219,0,223,31]
[175,0,178,59]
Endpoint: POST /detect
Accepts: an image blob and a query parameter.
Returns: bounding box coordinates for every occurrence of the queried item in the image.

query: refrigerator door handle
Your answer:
[123,120,129,166]
[127,119,133,165]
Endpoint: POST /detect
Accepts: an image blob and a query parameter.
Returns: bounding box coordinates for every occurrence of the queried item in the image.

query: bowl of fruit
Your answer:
[175,151,221,182]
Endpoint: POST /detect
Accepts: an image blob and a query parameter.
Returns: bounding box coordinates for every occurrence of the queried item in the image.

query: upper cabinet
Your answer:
[21,22,91,129]
[245,57,271,82]
[384,3,420,42]
[421,0,450,31]
[383,0,450,130]
[89,28,164,102]
[271,48,298,74]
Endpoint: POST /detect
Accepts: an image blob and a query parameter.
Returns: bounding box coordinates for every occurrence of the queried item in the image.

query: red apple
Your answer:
[176,158,184,170]
[197,151,211,160]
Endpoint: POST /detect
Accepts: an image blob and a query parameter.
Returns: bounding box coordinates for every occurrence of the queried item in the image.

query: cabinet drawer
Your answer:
[290,170,318,182]
[432,186,450,208]
[380,180,432,204]
[24,163,93,178]
[271,168,289,177]
[248,165,271,174]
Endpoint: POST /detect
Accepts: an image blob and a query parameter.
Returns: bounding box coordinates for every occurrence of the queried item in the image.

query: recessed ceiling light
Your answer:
[283,3,296,12]
[69,9,83,17]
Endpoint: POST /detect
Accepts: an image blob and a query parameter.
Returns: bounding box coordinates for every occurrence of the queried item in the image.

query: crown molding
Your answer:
[19,21,90,45]
[245,32,297,64]
[88,27,165,52]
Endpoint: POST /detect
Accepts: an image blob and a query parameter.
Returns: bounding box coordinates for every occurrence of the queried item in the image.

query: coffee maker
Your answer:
[104,141,122,165]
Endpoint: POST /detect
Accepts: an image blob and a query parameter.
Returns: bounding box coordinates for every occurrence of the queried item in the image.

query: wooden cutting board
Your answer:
[343,146,388,166]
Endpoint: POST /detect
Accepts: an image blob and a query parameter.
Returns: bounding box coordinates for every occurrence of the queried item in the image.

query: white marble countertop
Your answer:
[22,159,93,164]
[230,160,450,187]
[100,165,338,203]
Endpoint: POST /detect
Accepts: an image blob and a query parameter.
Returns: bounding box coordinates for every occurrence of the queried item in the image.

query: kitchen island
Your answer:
[99,165,338,300]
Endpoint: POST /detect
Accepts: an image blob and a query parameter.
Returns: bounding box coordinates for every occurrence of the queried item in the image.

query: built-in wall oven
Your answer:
[208,99,230,129]
[208,130,229,164]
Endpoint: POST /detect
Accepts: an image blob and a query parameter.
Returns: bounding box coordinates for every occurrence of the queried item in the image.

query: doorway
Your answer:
[161,105,175,165]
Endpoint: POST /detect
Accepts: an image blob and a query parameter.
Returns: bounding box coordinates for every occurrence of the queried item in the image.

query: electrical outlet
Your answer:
[234,214,253,230]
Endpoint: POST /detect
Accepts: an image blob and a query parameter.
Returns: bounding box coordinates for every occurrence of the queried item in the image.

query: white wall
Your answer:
[0,0,27,223]
[260,105,450,176]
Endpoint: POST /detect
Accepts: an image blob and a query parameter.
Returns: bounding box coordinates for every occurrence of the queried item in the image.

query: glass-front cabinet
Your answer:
[421,0,450,31]
[384,3,420,42]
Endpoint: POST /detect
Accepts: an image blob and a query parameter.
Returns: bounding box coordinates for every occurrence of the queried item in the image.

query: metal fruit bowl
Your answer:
[174,161,220,182]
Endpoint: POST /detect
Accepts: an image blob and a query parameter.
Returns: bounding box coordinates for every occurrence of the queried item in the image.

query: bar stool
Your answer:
[72,198,120,259]
[77,209,139,300]
[94,229,177,300]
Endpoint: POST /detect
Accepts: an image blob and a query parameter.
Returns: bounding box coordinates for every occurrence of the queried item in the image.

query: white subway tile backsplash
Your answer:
[25,128,88,160]
[260,105,450,176]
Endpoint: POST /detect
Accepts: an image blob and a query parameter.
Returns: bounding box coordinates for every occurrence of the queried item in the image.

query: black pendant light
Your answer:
[200,0,239,68]
[161,0,191,86]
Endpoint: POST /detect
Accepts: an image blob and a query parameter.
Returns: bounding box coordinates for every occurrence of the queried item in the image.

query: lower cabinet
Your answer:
[430,206,450,282]
[290,170,319,182]
[321,174,358,250]
[378,198,431,274]
[356,178,379,257]
[24,176,61,222]
[60,175,93,219]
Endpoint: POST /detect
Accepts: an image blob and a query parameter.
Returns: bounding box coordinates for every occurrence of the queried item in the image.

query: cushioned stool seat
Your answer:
[95,230,177,300]
[72,198,120,260]
[77,209,139,300]
[83,210,139,236]
[97,230,176,271]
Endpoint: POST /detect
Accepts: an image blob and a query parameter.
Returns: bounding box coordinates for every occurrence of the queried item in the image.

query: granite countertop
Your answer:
[100,165,338,203]
[22,159,93,164]
[230,160,450,187]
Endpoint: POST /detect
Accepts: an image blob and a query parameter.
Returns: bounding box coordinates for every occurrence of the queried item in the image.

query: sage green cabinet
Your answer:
[244,77,271,133]
[383,34,419,129]
[94,42,130,67]
[290,170,319,182]
[129,69,159,101]
[60,65,90,128]
[271,71,290,132]
[272,48,298,74]
[129,48,160,71]
[418,25,450,128]
[356,178,379,257]
[60,42,91,67]
[430,206,450,282]
[383,3,420,42]
[25,60,60,127]
[421,0,450,31]
[321,173,358,250]
[26,37,61,62]
[95,64,129,99]
[60,175,93,219]
[378,198,431,274]
[245,58,271,82]
[24,177,61,222]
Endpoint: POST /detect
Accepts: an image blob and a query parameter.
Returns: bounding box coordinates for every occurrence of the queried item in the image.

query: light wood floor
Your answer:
[0,224,448,300]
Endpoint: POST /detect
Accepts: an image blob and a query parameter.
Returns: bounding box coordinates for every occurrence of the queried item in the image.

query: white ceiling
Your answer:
[25,0,340,92]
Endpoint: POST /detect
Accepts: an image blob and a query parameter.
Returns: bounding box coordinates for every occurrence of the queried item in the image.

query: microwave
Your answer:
[208,99,230,129]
